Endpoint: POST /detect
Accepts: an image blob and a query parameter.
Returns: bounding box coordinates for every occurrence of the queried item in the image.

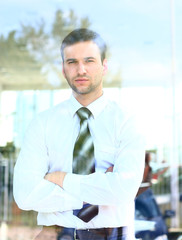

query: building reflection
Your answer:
[0,144,40,240]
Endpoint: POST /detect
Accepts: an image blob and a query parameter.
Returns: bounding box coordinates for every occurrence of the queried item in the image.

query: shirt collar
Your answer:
[68,93,108,119]
[87,93,108,118]
[69,95,83,117]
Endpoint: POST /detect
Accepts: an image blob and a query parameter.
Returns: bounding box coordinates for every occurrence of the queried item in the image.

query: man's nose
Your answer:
[77,63,86,75]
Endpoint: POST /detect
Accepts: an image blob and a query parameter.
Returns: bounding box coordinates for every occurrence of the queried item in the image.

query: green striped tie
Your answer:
[73,107,98,222]
[73,107,95,174]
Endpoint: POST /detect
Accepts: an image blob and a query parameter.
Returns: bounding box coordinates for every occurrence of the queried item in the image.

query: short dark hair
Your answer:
[61,28,107,62]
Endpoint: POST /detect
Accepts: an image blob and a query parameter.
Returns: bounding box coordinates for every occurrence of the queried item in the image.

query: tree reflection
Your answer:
[0,9,91,90]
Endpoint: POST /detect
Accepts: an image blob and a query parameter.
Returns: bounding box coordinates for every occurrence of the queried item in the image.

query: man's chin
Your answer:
[72,86,92,95]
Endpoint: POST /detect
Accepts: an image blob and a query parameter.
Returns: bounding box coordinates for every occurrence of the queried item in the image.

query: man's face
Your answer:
[62,41,107,99]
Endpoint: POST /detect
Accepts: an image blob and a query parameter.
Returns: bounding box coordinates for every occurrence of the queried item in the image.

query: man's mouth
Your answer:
[75,78,89,83]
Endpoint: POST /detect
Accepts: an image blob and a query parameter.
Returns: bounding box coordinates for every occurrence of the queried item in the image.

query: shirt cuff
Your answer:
[53,185,83,211]
[63,173,83,200]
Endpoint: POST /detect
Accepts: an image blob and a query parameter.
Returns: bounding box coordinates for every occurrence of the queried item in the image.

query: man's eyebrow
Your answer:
[65,58,77,63]
[65,57,96,62]
[85,57,96,60]
[84,57,96,61]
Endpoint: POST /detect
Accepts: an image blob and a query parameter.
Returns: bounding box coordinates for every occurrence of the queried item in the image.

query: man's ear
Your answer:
[62,63,65,77]
[102,59,108,76]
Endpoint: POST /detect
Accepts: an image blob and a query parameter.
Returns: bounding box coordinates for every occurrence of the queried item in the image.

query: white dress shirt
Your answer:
[13,94,145,231]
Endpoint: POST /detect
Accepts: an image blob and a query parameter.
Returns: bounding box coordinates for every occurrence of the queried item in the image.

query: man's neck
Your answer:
[73,91,103,107]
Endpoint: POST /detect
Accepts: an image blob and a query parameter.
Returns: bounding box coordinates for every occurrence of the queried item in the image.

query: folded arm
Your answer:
[45,136,145,206]
[13,117,82,213]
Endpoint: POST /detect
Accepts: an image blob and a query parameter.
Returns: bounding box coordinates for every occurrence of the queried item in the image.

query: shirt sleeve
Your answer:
[13,116,82,213]
[63,115,146,206]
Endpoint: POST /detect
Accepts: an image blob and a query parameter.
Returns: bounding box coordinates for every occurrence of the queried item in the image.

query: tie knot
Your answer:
[76,107,92,121]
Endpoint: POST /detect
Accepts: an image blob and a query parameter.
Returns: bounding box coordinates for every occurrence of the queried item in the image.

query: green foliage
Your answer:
[52,9,67,39]
[0,142,16,158]
[20,19,48,51]
[0,9,121,89]
[0,30,37,67]
[51,9,91,40]
[0,8,91,90]
[17,9,91,62]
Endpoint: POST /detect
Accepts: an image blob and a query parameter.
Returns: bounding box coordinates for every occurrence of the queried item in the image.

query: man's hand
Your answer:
[106,166,113,173]
[44,171,67,188]
[44,165,113,188]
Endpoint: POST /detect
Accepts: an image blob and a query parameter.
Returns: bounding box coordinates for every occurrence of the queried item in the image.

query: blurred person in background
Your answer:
[143,152,152,185]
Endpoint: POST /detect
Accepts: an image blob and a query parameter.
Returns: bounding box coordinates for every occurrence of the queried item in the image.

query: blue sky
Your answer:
[0,0,182,87]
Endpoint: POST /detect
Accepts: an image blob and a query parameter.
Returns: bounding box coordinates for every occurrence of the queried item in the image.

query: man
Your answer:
[13,28,145,239]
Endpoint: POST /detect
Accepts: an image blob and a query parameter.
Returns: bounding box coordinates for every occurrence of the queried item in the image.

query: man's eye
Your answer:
[86,59,94,63]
